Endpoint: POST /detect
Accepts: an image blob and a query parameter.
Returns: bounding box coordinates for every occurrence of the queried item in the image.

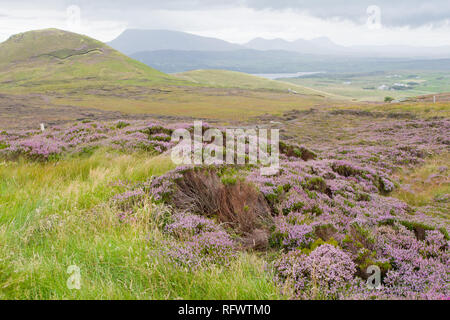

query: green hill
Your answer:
[0,29,336,122]
[0,29,189,92]
[174,69,341,98]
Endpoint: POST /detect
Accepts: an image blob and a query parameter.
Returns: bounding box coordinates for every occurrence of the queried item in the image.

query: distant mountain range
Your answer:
[245,37,347,55]
[245,37,450,58]
[109,29,450,59]
[4,28,443,77]
[108,29,243,55]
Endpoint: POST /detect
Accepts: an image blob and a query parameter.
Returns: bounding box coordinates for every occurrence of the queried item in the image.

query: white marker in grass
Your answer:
[40,123,45,132]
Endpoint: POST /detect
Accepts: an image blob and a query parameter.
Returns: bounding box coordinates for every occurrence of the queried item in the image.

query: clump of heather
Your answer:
[162,230,236,269]
[112,188,145,211]
[140,178,239,269]
[6,136,67,160]
[316,119,449,173]
[0,119,188,161]
[243,156,449,300]
[165,212,220,240]
[356,225,450,299]
[126,151,449,300]
[146,168,186,202]
[192,231,236,265]
[274,244,356,299]
[423,230,449,257]
[272,217,314,249]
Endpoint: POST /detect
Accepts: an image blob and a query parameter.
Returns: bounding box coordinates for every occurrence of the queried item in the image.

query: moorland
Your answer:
[0,29,448,300]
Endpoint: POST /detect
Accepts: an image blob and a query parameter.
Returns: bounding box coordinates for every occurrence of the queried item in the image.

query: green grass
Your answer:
[349,101,450,118]
[392,153,449,219]
[282,71,450,102]
[174,69,335,97]
[48,87,331,120]
[0,150,282,299]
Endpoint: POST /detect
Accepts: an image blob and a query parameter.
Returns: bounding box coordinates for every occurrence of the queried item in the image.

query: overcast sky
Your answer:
[1,1,449,46]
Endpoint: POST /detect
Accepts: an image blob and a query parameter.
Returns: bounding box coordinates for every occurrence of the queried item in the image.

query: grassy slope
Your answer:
[0,29,191,91]
[344,101,450,118]
[0,150,281,299]
[174,69,339,97]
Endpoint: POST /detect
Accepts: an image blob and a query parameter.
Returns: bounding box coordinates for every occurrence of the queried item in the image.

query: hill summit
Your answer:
[0,28,185,89]
[0,28,107,64]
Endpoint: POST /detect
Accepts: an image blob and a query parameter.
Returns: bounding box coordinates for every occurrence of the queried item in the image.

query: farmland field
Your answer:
[282,71,450,102]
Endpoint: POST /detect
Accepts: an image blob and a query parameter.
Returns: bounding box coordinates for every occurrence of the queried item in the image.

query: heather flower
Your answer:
[112,189,145,211]
[191,231,236,265]
[7,136,66,160]
[150,133,171,141]
[0,119,183,161]
[273,217,314,249]
[423,230,449,257]
[379,177,395,193]
[162,231,236,269]
[147,170,183,202]
[159,241,199,269]
[274,244,356,299]
[165,213,220,240]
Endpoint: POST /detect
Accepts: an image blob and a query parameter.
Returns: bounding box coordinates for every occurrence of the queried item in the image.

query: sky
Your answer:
[0,0,449,46]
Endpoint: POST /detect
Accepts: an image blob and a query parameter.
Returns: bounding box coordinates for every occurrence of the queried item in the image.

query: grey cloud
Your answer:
[86,0,450,27]
[4,0,450,27]
[244,0,450,27]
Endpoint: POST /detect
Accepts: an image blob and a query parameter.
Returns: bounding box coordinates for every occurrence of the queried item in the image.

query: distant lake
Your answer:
[252,72,325,80]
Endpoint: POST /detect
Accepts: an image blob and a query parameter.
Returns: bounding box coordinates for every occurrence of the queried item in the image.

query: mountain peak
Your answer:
[108,29,243,55]
[310,36,335,45]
